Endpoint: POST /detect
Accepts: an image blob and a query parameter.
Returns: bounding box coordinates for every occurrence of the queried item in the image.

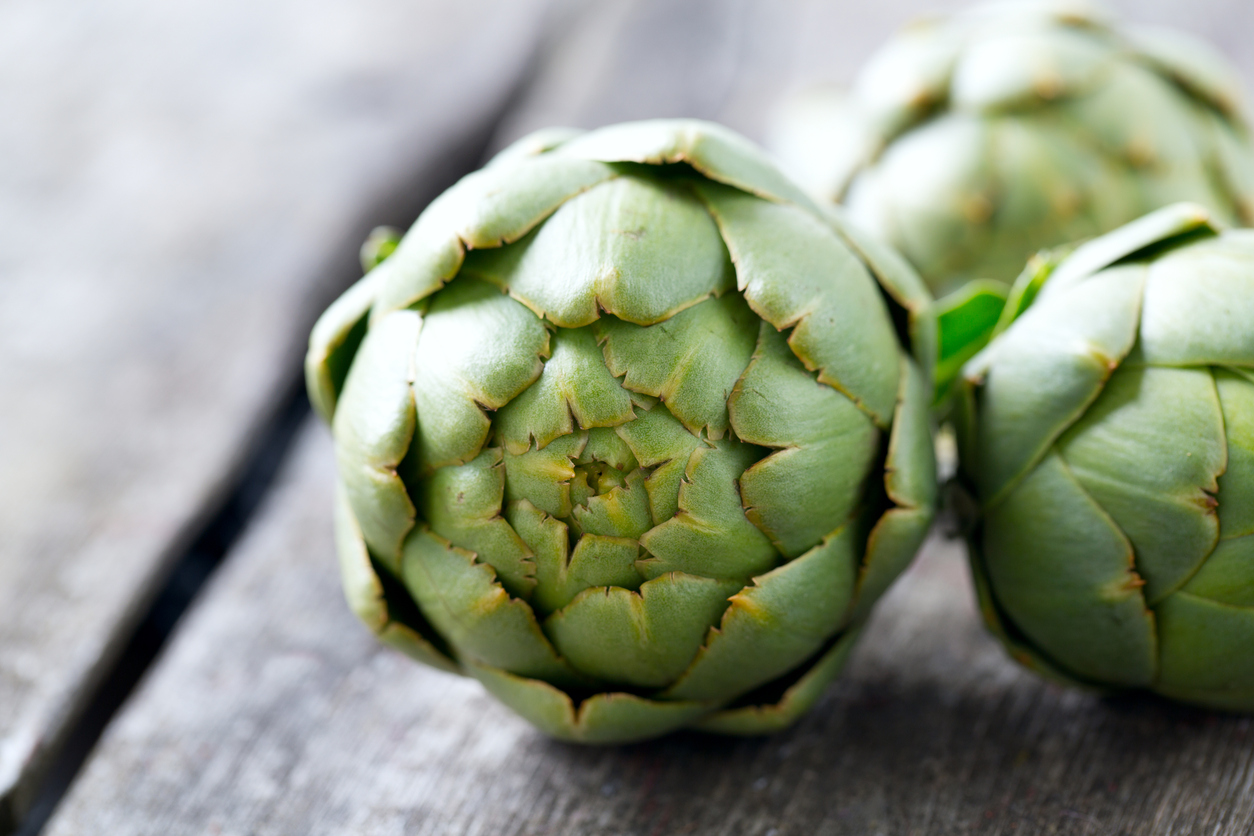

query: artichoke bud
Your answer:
[771,0,1254,297]
[956,202,1254,711]
[306,120,938,742]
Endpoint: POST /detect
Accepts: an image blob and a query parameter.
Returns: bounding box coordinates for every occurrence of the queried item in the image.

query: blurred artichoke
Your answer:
[955,203,1254,710]
[771,0,1254,297]
[306,120,937,743]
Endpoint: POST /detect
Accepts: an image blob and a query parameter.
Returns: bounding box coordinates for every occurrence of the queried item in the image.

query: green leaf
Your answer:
[694,627,862,736]
[493,326,634,454]
[305,268,386,423]
[1134,231,1254,366]
[934,279,1008,403]
[544,573,739,688]
[596,293,757,440]
[417,448,537,600]
[401,528,581,687]
[983,453,1156,687]
[728,324,880,558]
[1040,202,1218,298]
[666,523,860,702]
[698,181,901,426]
[411,279,550,470]
[332,310,420,571]
[555,118,819,210]
[1180,534,1254,608]
[1216,369,1254,539]
[638,439,779,582]
[463,175,732,328]
[370,155,618,318]
[968,263,1144,505]
[1156,592,1254,701]
[1058,366,1225,603]
[334,480,460,674]
[469,664,712,744]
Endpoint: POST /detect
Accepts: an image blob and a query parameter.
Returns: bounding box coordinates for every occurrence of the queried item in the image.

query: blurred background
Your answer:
[2,0,1253,833]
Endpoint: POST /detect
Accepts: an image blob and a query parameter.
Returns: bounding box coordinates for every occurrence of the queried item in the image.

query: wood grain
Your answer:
[0,0,549,827]
[44,424,1254,835]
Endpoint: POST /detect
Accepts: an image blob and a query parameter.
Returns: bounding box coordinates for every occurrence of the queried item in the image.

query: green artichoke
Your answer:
[955,202,1254,710]
[771,0,1254,298]
[305,120,937,743]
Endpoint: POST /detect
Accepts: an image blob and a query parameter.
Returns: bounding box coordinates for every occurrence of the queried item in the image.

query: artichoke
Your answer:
[771,0,1254,297]
[305,120,937,743]
[955,202,1254,710]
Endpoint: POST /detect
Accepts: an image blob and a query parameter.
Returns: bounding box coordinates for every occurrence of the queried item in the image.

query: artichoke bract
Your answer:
[771,0,1254,297]
[955,203,1254,711]
[305,120,937,743]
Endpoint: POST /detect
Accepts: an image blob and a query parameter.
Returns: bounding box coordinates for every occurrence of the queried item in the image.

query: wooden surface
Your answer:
[44,425,1254,836]
[14,0,1254,833]
[0,0,549,829]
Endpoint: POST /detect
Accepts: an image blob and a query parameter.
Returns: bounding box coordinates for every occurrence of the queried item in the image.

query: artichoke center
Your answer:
[571,460,630,506]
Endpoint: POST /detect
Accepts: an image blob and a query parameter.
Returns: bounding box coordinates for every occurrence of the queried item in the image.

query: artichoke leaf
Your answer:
[463,175,731,328]
[333,310,421,571]
[544,572,740,688]
[637,440,779,582]
[1156,591,1254,696]
[571,469,653,541]
[417,448,537,600]
[493,326,635,454]
[411,279,551,470]
[846,115,997,293]
[613,405,708,525]
[334,479,460,674]
[1057,365,1225,603]
[485,127,584,169]
[965,523,1100,690]
[729,323,880,559]
[306,268,387,423]
[1134,232,1254,366]
[694,626,862,736]
[596,293,757,440]
[665,522,860,703]
[983,453,1156,687]
[1180,533,1254,608]
[501,432,586,520]
[555,118,819,210]
[850,507,933,625]
[1216,369,1254,539]
[823,206,938,377]
[508,500,643,614]
[1129,24,1250,119]
[469,663,713,744]
[950,27,1112,112]
[968,263,1144,505]
[400,527,584,688]
[1040,201,1217,298]
[697,180,901,426]
[371,155,618,318]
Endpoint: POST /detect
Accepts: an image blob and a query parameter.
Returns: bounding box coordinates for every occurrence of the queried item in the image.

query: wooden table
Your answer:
[4,1,1254,833]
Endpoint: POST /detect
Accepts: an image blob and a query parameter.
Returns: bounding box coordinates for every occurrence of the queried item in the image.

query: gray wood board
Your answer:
[0,0,550,827]
[44,423,1254,835]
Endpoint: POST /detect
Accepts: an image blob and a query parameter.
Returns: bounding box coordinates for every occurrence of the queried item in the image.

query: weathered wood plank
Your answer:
[44,424,1254,835]
[0,0,549,828]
